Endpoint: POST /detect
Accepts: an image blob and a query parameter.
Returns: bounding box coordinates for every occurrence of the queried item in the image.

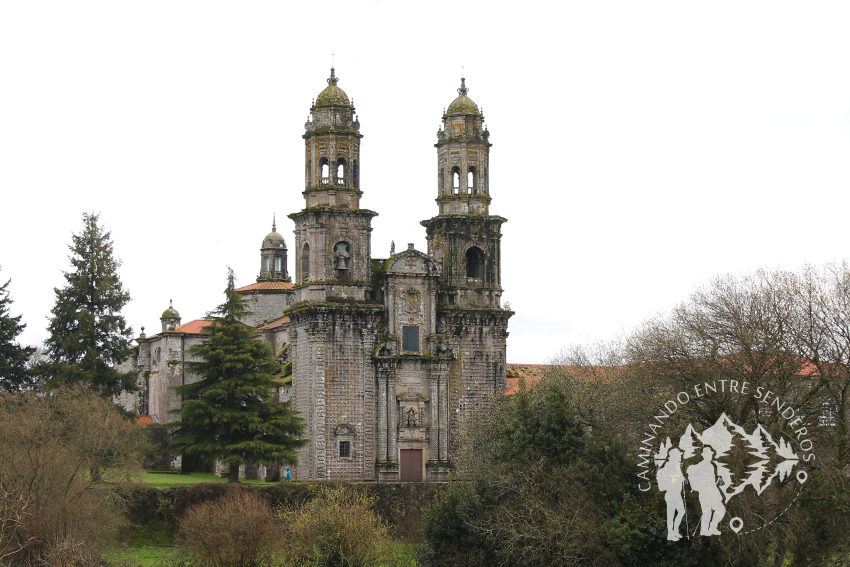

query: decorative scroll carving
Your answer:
[335,424,356,436]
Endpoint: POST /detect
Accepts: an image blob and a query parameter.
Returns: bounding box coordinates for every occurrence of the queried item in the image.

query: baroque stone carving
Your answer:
[405,287,421,313]
[404,255,418,272]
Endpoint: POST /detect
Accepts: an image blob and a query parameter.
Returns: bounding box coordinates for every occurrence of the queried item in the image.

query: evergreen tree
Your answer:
[169,268,306,483]
[0,268,35,391]
[43,212,136,399]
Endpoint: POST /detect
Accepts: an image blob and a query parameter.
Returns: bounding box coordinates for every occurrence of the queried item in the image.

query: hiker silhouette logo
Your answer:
[648,411,810,539]
[637,382,815,541]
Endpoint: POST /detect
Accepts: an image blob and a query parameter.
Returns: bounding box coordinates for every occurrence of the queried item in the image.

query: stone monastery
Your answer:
[118,69,512,482]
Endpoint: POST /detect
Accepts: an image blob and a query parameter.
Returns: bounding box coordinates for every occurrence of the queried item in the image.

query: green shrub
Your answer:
[280,486,397,567]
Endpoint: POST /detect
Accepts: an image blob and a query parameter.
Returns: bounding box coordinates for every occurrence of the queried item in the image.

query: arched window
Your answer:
[301,244,310,281]
[466,247,485,280]
[452,166,460,195]
[468,166,476,194]
[336,158,346,185]
[319,158,329,184]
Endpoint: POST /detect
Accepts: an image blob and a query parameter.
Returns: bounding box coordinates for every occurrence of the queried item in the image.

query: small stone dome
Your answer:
[315,68,351,108]
[446,78,480,116]
[161,303,180,319]
[262,218,286,249]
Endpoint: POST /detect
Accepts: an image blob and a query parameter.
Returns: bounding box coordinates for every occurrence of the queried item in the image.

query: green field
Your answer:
[105,544,180,566]
[136,470,280,487]
[104,541,419,566]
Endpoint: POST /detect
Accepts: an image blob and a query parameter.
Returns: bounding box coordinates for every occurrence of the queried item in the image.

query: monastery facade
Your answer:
[118,70,511,482]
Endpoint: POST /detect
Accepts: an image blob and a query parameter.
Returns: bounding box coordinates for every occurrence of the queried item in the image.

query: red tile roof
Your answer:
[505,363,545,394]
[503,358,832,395]
[136,414,159,426]
[506,374,543,395]
[261,316,290,329]
[235,281,295,292]
[176,319,214,334]
[146,319,212,339]
[504,363,620,395]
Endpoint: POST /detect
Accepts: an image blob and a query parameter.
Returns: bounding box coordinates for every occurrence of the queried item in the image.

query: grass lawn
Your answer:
[136,470,280,487]
[104,544,180,566]
[105,541,419,567]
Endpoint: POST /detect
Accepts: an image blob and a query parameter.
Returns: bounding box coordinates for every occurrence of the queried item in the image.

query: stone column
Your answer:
[388,371,399,464]
[376,365,388,462]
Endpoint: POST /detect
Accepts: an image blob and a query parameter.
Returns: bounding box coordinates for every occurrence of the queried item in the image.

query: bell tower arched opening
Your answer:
[301,243,310,282]
[319,158,330,184]
[466,247,485,281]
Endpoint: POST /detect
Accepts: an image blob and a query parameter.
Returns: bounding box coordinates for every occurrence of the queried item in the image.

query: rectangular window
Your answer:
[274,256,282,272]
[402,326,419,353]
[262,257,269,272]
[339,440,351,458]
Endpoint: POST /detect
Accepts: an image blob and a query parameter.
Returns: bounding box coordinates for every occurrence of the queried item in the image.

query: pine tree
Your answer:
[169,268,306,482]
[43,212,136,398]
[0,268,35,391]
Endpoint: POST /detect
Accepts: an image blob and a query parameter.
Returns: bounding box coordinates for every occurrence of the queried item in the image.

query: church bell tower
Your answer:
[422,78,506,309]
[289,68,377,302]
[421,77,511,460]
[287,69,383,481]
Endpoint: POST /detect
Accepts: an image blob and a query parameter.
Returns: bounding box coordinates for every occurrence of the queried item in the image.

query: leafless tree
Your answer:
[0,384,148,564]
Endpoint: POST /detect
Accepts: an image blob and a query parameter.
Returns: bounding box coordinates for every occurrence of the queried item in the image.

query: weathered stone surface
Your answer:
[117,72,511,482]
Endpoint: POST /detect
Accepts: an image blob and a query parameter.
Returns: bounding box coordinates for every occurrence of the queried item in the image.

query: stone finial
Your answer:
[458,77,468,97]
[328,67,338,86]
[272,214,276,233]
[408,243,414,250]
[139,326,146,339]
[390,241,395,256]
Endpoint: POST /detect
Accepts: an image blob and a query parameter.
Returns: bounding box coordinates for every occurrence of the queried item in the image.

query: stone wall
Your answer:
[240,290,294,327]
[440,307,510,455]
[289,304,382,480]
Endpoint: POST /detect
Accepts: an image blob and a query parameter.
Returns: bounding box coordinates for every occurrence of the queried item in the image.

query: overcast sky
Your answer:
[2,1,849,363]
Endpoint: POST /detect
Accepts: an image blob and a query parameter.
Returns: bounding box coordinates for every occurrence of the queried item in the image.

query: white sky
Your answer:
[2,1,849,364]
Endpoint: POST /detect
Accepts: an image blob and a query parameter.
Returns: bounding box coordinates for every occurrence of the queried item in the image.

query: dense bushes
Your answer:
[116,481,436,542]
[418,378,708,567]
[113,483,425,567]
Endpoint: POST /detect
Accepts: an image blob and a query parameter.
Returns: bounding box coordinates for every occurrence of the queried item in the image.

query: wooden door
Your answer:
[399,449,423,482]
